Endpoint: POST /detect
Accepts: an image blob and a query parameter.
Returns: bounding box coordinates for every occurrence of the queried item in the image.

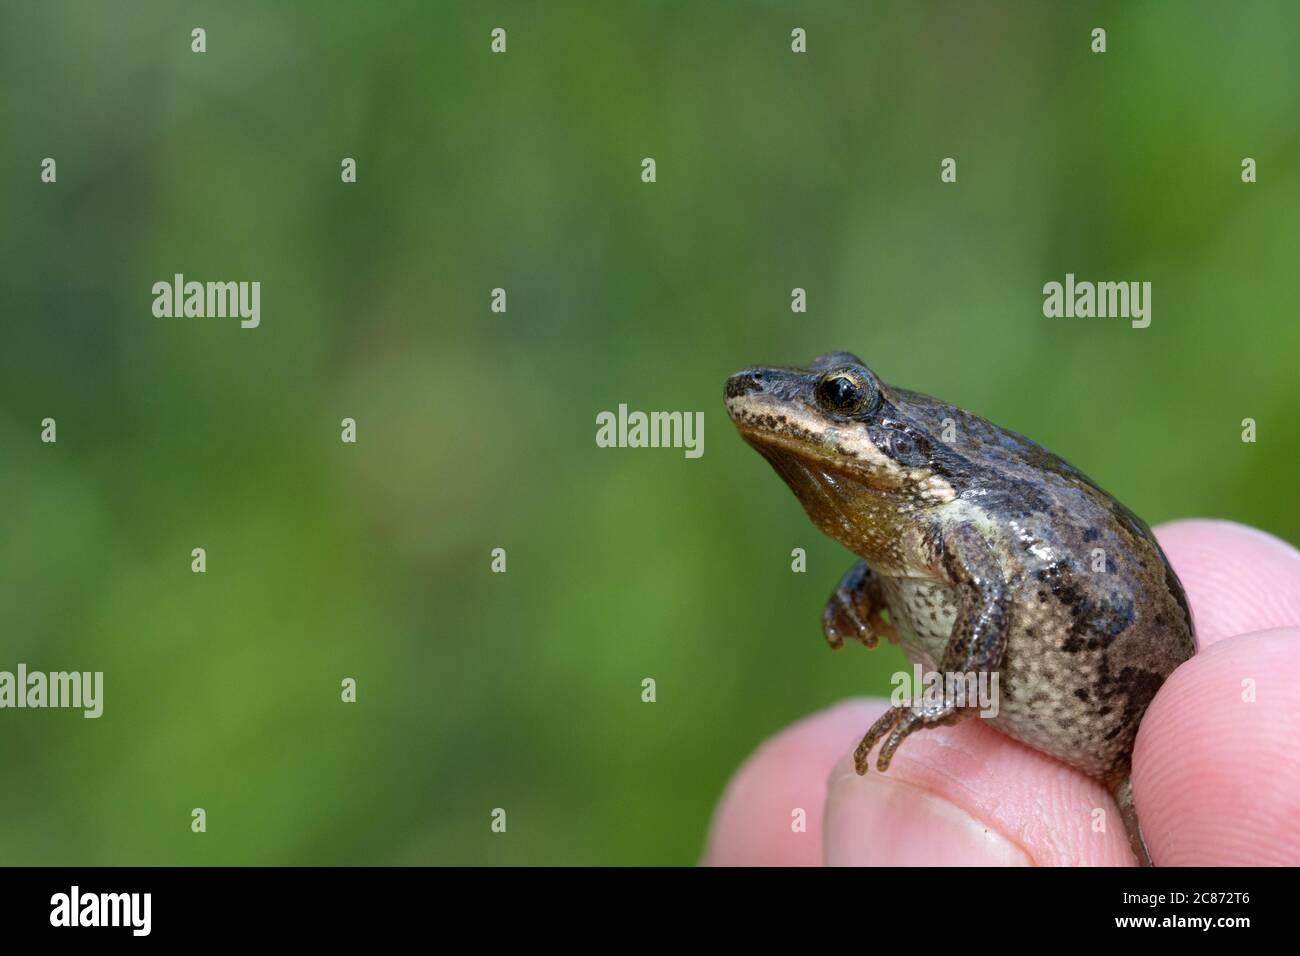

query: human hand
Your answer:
[703,520,1300,866]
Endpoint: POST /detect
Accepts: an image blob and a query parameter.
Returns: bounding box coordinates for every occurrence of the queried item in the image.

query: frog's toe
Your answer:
[822,597,877,650]
[852,706,904,773]
[854,700,968,774]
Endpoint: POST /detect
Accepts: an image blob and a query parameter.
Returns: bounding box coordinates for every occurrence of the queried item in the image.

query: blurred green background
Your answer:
[1,1,1297,865]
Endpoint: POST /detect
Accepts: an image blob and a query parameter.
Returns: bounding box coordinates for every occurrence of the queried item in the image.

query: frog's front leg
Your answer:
[853,524,1010,774]
[822,560,896,650]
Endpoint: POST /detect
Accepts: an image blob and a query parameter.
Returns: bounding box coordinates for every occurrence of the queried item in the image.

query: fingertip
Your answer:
[1134,627,1300,866]
[822,717,1134,866]
[823,751,1033,866]
[1155,519,1300,647]
[702,698,887,866]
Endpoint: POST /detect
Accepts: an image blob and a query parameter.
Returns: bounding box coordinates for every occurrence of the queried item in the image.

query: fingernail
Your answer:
[824,759,1032,866]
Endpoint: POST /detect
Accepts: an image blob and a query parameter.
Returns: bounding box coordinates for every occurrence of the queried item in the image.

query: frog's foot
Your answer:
[822,561,896,650]
[852,699,967,774]
[822,594,884,649]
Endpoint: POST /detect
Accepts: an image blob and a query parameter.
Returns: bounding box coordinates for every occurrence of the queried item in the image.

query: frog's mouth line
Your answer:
[738,424,878,487]
[727,400,842,464]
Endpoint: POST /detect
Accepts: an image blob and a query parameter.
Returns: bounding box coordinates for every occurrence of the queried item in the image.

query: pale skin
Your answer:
[703,520,1300,866]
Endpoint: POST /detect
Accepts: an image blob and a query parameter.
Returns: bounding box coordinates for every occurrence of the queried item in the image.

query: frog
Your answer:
[724,352,1196,865]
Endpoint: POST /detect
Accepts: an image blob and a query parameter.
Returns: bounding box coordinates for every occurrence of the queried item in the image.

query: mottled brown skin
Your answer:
[725,353,1196,865]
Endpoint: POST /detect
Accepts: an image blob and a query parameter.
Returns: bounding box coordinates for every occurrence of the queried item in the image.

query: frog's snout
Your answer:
[725,366,810,426]
[725,368,787,426]
[724,370,764,402]
[725,365,811,414]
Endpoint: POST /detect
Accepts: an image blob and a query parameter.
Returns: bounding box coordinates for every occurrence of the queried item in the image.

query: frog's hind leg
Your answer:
[853,524,1010,775]
[822,560,896,650]
[1109,774,1153,867]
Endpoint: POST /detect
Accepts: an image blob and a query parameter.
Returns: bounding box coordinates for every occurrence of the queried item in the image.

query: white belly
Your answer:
[883,577,959,669]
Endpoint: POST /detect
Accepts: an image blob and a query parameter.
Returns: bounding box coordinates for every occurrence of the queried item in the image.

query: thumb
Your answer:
[822,706,1134,865]
[824,752,1031,865]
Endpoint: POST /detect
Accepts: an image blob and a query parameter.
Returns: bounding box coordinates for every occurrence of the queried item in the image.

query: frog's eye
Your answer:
[815,371,877,418]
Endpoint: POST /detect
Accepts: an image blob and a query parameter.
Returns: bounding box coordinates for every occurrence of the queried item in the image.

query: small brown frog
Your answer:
[725,353,1196,865]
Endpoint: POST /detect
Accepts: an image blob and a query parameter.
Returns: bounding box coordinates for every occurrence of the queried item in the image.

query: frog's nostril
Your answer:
[725,372,764,400]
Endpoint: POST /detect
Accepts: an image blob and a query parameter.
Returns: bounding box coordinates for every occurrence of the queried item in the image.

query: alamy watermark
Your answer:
[890,664,1000,718]
[50,886,150,936]
[0,664,103,718]
[595,404,704,458]
[152,273,260,329]
[1043,273,1151,329]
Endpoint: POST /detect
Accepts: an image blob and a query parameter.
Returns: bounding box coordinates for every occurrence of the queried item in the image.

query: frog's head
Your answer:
[725,352,963,561]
